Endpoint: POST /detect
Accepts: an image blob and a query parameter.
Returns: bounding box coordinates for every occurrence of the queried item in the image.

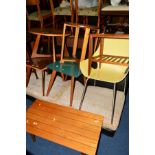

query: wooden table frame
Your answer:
[26,100,104,155]
[28,28,68,61]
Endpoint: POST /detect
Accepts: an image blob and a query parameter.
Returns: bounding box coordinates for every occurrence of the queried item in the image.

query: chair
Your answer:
[46,23,99,106]
[49,0,74,28]
[79,33,129,124]
[26,33,53,96]
[102,0,129,33]
[26,0,52,30]
[74,0,102,28]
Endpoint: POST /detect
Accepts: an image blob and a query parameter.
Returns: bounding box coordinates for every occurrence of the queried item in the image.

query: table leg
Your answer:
[29,134,36,142]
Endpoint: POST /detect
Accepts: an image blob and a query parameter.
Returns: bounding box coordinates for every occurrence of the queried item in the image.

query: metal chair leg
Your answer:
[79,78,89,110]
[111,83,117,124]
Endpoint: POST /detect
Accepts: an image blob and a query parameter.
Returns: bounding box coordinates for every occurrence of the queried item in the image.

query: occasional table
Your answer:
[26,99,104,155]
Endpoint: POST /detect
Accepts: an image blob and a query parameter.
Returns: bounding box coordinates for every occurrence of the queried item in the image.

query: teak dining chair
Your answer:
[26,0,52,30]
[79,33,129,124]
[49,0,74,28]
[46,23,93,106]
[74,0,102,28]
[26,32,53,96]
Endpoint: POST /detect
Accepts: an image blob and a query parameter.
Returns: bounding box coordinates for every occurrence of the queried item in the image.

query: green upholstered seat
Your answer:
[47,61,81,78]
[27,10,51,21]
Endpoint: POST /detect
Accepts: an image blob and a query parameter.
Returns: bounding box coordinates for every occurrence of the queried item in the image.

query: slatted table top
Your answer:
[26,99,104,155]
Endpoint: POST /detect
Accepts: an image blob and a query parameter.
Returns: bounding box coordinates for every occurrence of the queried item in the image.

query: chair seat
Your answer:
[54,7,71,16]
[28,10,51,21]
[78,6,98,16]
[47,61,81,78]
[27,57,53,70]
[80,59,128,83]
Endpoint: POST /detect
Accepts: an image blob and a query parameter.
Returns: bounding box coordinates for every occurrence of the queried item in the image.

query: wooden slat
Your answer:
[28,105,102,129]
[27,125,96,155]
[27,118,97,148]
[27,112,100,140]
[32,100,103,121]
[92,54,129,66]
[30,101,103,127]
[72,27,80,57]
[27,108,101,133]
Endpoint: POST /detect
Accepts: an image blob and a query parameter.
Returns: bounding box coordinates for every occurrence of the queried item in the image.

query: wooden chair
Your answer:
[49,0,74,28]
[46,23,99,106]
[79,33,129,124]
[26,33,53,96]
[26,0,52,30]
[74,0,102,28]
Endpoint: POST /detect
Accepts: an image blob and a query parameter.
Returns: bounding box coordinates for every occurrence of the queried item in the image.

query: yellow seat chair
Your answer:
[79,33,129,124]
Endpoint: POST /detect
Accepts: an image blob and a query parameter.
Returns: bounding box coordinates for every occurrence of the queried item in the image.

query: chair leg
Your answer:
[83,76,86,84]
[70,76,75,107]
[40,19,43,28]
[29,134,36,142]
[79,78,89,110]
[52,16,55,28]
[111,83,117,124]
[123,77,127,94]
[27,20,31,31]
[61,73,66,81]
[34,70,39,79]
[26,67,32,87]
[46,70,57,96]
[42,70,45,96]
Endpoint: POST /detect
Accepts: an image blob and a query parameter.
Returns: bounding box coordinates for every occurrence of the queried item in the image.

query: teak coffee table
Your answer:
[26,100,104,155]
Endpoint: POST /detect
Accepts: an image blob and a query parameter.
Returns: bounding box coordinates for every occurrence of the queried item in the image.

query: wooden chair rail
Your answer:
[92,54,129,66]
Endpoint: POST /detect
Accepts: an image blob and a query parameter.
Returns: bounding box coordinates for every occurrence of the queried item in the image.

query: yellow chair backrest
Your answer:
[94,38,129,57]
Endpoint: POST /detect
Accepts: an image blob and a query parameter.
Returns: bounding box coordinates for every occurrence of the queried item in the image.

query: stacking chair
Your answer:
[79,33,129,124]
[74,0,102,28]
[46,23,95,106]
[49,0,74,28]
[26,0,52,30]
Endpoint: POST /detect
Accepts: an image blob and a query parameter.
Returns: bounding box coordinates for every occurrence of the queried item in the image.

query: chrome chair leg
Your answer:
[111,83,116,124]
[79,78,89,110]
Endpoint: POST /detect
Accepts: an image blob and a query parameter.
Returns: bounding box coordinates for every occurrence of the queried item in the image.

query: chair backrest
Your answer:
[50,0,74,15]
[26,0,41,17]
[93,34,129,57]
[60,23,93,64]
[88,33,129,75]
[74,0,102,27]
